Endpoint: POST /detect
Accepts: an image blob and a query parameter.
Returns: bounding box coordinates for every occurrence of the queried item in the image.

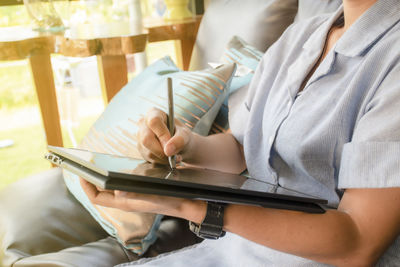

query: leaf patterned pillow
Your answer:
[210,36,263,134]
[63,56,236,254]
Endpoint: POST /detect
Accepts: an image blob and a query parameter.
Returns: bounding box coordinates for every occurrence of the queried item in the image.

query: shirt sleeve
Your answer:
[338,62,400,189]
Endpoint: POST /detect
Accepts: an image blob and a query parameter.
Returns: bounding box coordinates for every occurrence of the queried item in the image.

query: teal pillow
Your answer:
[210,36,263,134]
[63,56,236,255]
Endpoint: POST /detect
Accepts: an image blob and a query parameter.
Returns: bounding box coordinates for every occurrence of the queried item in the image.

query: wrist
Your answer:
[180,199,207,223]
[189,202,227,239]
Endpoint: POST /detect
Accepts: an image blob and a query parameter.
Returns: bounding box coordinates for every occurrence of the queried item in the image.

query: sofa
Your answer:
[0,1,342,266]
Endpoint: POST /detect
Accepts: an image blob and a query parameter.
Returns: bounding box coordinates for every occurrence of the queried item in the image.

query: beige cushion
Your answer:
[189,0,298,70]
[0,168,109,267]
[11,237,136,267]
[0,169,201,267]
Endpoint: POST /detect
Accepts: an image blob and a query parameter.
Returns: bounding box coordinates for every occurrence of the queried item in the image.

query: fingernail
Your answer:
[167,144,176,155]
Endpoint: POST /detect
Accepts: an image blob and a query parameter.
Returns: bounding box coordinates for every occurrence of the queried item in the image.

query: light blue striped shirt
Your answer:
[118,0,400,265]
[232,0,400,209]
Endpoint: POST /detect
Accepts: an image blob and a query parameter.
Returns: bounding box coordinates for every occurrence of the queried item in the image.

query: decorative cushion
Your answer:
[0,168,110,267]
[189,0,298,70]
[210,36,263,133]
[0,169,201,267]
[63,56,236,255]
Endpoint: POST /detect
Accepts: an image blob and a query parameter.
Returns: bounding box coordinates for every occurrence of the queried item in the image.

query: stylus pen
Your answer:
[167,77,176,170]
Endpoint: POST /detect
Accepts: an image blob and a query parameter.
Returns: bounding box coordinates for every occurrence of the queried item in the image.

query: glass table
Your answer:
[0,15,201,148]
[0,26,147,147]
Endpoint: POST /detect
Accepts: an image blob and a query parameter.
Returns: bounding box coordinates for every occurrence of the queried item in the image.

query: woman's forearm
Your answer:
[181,188,400,266]
[181,201,369,266]
[223,205,363,266]
[182,132,246,174]
[179,134,369,265]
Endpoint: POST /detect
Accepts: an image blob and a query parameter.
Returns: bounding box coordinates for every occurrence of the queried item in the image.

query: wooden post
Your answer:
[29,53,63,147]
[145,16,201,71]
[97,55,128,105]
[174,37,196,70]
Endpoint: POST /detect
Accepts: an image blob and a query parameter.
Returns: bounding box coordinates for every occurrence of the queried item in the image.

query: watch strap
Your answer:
[189,202,226,239]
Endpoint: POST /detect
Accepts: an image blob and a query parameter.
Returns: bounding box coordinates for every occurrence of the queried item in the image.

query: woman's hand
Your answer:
[79,178,206,223]
[137,107,246,173]
[137,107,193,164]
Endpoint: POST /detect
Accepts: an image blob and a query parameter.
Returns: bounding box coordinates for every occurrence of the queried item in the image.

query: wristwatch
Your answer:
[189,202,226,239]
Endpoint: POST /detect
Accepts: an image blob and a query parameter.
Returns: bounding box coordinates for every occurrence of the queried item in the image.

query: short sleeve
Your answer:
[338,62,400,189]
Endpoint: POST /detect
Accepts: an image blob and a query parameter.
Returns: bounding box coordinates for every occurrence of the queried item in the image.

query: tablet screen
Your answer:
[49,146,326,203]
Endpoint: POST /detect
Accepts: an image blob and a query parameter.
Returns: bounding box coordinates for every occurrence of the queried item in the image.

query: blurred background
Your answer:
[0,0,204,189]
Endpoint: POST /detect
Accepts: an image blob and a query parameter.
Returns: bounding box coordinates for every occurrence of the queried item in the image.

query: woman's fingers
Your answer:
[137,141,168,164]
[81,177,123,208]
[164,125,191,157]
[81,176,185,214]
[137,107,192,163]
[80,177,97,199]
[145,108,171,147]
[138,118,165,160]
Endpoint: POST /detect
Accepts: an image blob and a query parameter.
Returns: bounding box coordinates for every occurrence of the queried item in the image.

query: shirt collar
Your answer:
[335,0,400,57]
[302,7,344,53]
[304,0,400,58]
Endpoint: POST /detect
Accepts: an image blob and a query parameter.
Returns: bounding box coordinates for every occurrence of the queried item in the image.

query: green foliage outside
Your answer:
[0,116,98,190]
[0,5,30,27]
[0,62,36,110]
[0,1,158,29]
[0,2,112,28]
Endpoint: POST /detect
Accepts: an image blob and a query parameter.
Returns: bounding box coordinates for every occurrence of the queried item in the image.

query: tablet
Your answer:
[46,145,327,214]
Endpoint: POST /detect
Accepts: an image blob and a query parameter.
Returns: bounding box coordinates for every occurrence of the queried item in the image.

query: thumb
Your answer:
[163,126,191,157]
